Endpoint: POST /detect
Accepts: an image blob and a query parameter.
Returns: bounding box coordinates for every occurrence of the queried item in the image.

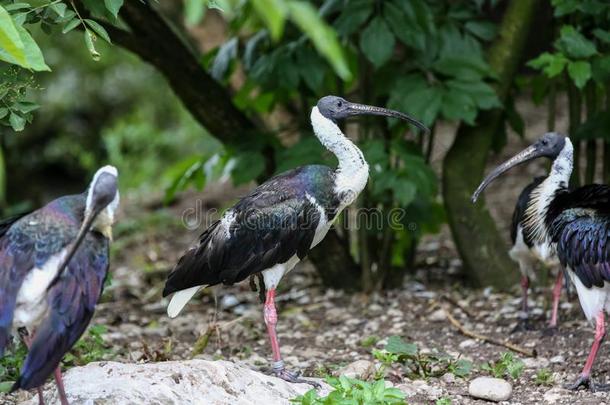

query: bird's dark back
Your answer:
[511,177,545,246]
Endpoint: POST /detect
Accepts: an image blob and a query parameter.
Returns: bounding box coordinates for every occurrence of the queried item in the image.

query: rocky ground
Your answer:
[2,97,607,404]
[3,182,610,405]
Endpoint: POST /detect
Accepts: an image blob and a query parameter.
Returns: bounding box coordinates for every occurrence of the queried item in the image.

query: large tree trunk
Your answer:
[442,0,539,288]
[87,0,359,288]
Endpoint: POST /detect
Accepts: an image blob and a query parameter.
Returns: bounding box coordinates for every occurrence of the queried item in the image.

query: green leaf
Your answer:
[85,19,111,44]
[14,24,50,71]
[14,101,39,113]
[104,0,124,19]
[251,0,287,40]
[394,181,417,206]
[9,112,25,131]
[384,2,425,50]
[385,336,417,356]
[3,3,31,12]
[0,5,26,67]
[592,55,610,83]
[441,86,477,124]
[555,25,597,59]
[184,0,205,26]
[567,60,591,89]
[211,38,238,80]
[49,2,67,17]
[0,381,13,393]
[287,1,351,81]
[446,80,500,110]
[359,17,395,68]
[62,18,81,34]
[593,29,610,44]
[334,0,372,36]
[84,29,100,61]
[464,21,497,41]
[0,108,8,119]
[527,52,568,78]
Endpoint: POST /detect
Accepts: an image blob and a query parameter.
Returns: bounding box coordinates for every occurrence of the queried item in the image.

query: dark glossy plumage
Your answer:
[511,177,545,246]
[547,185,610,288]
[163,165,339,296]
[0,195,109,389]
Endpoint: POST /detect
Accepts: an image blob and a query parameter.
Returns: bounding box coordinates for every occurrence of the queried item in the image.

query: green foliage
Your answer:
[291,376,405,405]
[528,2,610,89]
[0,341,27,392]
[535,368,554,386]
[481,352,524,380]
[436,397,452,405]
[62,325,113,367]
[375,336,473,380]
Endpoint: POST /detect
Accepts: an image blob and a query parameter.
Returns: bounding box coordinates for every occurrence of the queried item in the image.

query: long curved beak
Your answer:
[471,145,540,203]
[347,102,430,134]
[46,208,102,290]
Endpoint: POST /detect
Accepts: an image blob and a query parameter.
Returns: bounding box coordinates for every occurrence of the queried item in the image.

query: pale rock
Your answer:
[523,356,549,369]
[23,360,328,405]
[334,360,375,380]
[543,387,566,403]
[459,339,477,349]
[428,309,446,322]
[550,355,565,363]
[468,377,512,402]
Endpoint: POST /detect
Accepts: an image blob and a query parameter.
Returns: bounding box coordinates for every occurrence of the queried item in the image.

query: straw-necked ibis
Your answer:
[162,95,427,385]
[472,132,610,391]
[509,177,564,333]
[0,166,119,404]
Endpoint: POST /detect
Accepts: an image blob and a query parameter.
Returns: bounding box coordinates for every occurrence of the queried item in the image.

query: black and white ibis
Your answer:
[0,166,119,404]
[509,177,564,333]
[472,132,610,391]
[162,95,428,384]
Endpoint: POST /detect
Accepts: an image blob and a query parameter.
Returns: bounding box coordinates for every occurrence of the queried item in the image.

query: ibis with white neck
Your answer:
[162,95,428,385]
[0,166,119,404]
[509,176,563,334]
[473,132,610,391]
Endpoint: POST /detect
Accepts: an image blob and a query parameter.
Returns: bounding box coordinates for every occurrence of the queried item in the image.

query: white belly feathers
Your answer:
[13,250,67,329]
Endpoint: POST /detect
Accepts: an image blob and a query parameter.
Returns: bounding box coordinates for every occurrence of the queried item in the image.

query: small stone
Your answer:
[550,355,565,363]
[428,309,446,322]
[334,360,375,380]
[459,339,477,349]
[440,373,456,384]
[468,377,512,402]
[543,387,566,403]
[523,357,549,369]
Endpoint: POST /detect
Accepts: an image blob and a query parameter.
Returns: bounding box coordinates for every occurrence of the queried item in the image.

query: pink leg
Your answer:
[567,311,609,391]
[263,289,318,387]
[582,311,605,378]
[548,271,563,328]
[263,289,282,363]
[21,333,45,405]
[53,367,69,405]
[520,275,529,315]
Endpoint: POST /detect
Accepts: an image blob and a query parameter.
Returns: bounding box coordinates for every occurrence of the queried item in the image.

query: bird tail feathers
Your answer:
[167,285,207,318]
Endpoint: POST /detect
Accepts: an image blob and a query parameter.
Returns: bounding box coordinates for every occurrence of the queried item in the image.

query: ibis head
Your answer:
[471,132,567,203]
[316,95,429,134]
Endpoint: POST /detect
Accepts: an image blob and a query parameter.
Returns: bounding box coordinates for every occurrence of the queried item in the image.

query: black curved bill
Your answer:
[347,102,430,134]
[471,145,539,203]
[46,207,103,290]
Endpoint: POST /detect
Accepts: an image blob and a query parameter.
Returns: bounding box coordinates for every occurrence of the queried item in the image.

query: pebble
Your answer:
[523,356,549,369]
[550,355,565,363]
[334,360,375,380]
[468,377,512,402]
[543,387,566,403]
[459,339,477,349]
[428,309,446,322]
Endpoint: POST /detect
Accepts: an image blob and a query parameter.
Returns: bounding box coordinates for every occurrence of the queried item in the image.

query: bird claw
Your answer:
[274,367,321,388]
[565,375,610,392]
[541,326,558,337]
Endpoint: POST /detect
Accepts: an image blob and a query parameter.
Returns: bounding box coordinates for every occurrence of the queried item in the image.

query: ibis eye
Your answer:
[541,139,549,146]
[337,101,342,107]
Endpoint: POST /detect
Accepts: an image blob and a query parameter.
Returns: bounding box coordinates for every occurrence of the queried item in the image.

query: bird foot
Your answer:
[541,326,558,337]
[271,361,320,388]
[565,375,610,392]
[511,319,533,334]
